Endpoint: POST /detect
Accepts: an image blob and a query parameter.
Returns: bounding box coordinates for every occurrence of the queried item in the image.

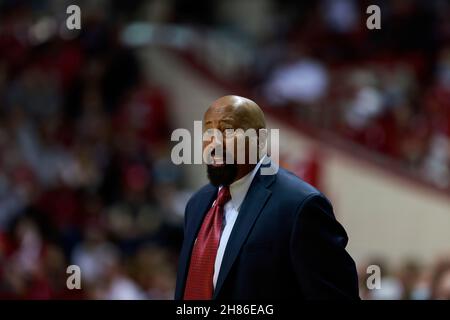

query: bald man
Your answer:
[175,95,359,300]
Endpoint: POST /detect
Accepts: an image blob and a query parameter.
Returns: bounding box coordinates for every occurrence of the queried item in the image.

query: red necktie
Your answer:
[183,186,231,300]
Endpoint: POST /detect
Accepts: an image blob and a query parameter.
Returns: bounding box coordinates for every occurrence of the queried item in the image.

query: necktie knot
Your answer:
[216,186,231,207]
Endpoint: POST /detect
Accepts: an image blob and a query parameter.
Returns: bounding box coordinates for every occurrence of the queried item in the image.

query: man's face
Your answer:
[203,105,240,187]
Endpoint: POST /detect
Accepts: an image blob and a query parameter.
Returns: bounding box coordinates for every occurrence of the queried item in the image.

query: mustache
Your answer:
[207,148,235,165]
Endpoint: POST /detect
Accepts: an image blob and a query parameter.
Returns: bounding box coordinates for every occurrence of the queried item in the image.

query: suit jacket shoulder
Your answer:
[268,167,331,218]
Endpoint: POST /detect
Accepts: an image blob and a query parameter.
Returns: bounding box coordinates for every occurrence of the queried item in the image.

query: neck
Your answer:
[232,163,257,184]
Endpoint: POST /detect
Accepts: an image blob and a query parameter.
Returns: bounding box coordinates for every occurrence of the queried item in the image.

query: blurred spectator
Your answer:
[263,53,329,108]
[0,0,183,299]
[430,258,450,299]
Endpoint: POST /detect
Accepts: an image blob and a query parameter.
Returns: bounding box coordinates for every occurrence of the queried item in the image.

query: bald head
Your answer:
[204,95,266,131]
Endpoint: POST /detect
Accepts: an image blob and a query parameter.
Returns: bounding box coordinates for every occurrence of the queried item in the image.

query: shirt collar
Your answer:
[222,155,266,211]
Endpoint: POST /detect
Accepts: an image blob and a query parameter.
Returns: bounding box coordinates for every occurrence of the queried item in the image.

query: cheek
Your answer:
[223,136,237,154]
[232,135,248,156]
[202,140,209,151]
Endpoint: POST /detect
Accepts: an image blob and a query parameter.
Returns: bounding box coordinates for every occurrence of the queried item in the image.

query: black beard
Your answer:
[207,164,238,187]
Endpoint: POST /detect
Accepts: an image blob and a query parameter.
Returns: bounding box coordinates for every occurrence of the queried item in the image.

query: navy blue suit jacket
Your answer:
[175,165,360,300]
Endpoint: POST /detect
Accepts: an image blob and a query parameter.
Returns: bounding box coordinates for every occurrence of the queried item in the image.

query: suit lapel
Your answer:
[213,169,276,298]
[175,185,217,299]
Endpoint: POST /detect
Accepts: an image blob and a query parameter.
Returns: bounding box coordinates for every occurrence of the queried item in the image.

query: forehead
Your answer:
[204,103,236,123]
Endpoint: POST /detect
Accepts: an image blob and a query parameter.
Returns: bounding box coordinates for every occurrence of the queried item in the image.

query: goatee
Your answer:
[207,164,238,187]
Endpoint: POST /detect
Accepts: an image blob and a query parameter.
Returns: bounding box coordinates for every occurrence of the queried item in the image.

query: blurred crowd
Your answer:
[0,0,450,300]
[358,255,450,300]
[257,1,450,190]
[174,0,450,190]
[0,0,189,299]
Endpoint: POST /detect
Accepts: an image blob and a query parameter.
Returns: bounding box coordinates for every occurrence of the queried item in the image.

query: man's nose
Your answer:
[204,133,224,148]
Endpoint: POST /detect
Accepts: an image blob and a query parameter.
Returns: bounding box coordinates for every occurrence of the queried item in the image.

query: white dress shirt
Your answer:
[212,155,266,289]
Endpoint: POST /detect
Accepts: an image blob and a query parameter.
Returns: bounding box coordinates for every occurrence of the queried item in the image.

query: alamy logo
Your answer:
[66,5,81,30]
[366,5,381,30]
[366,264,381,290]
[66,265,81,290]
[170,121,279,175]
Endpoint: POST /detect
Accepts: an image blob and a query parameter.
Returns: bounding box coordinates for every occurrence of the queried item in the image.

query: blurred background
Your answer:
[0,0,450,300]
